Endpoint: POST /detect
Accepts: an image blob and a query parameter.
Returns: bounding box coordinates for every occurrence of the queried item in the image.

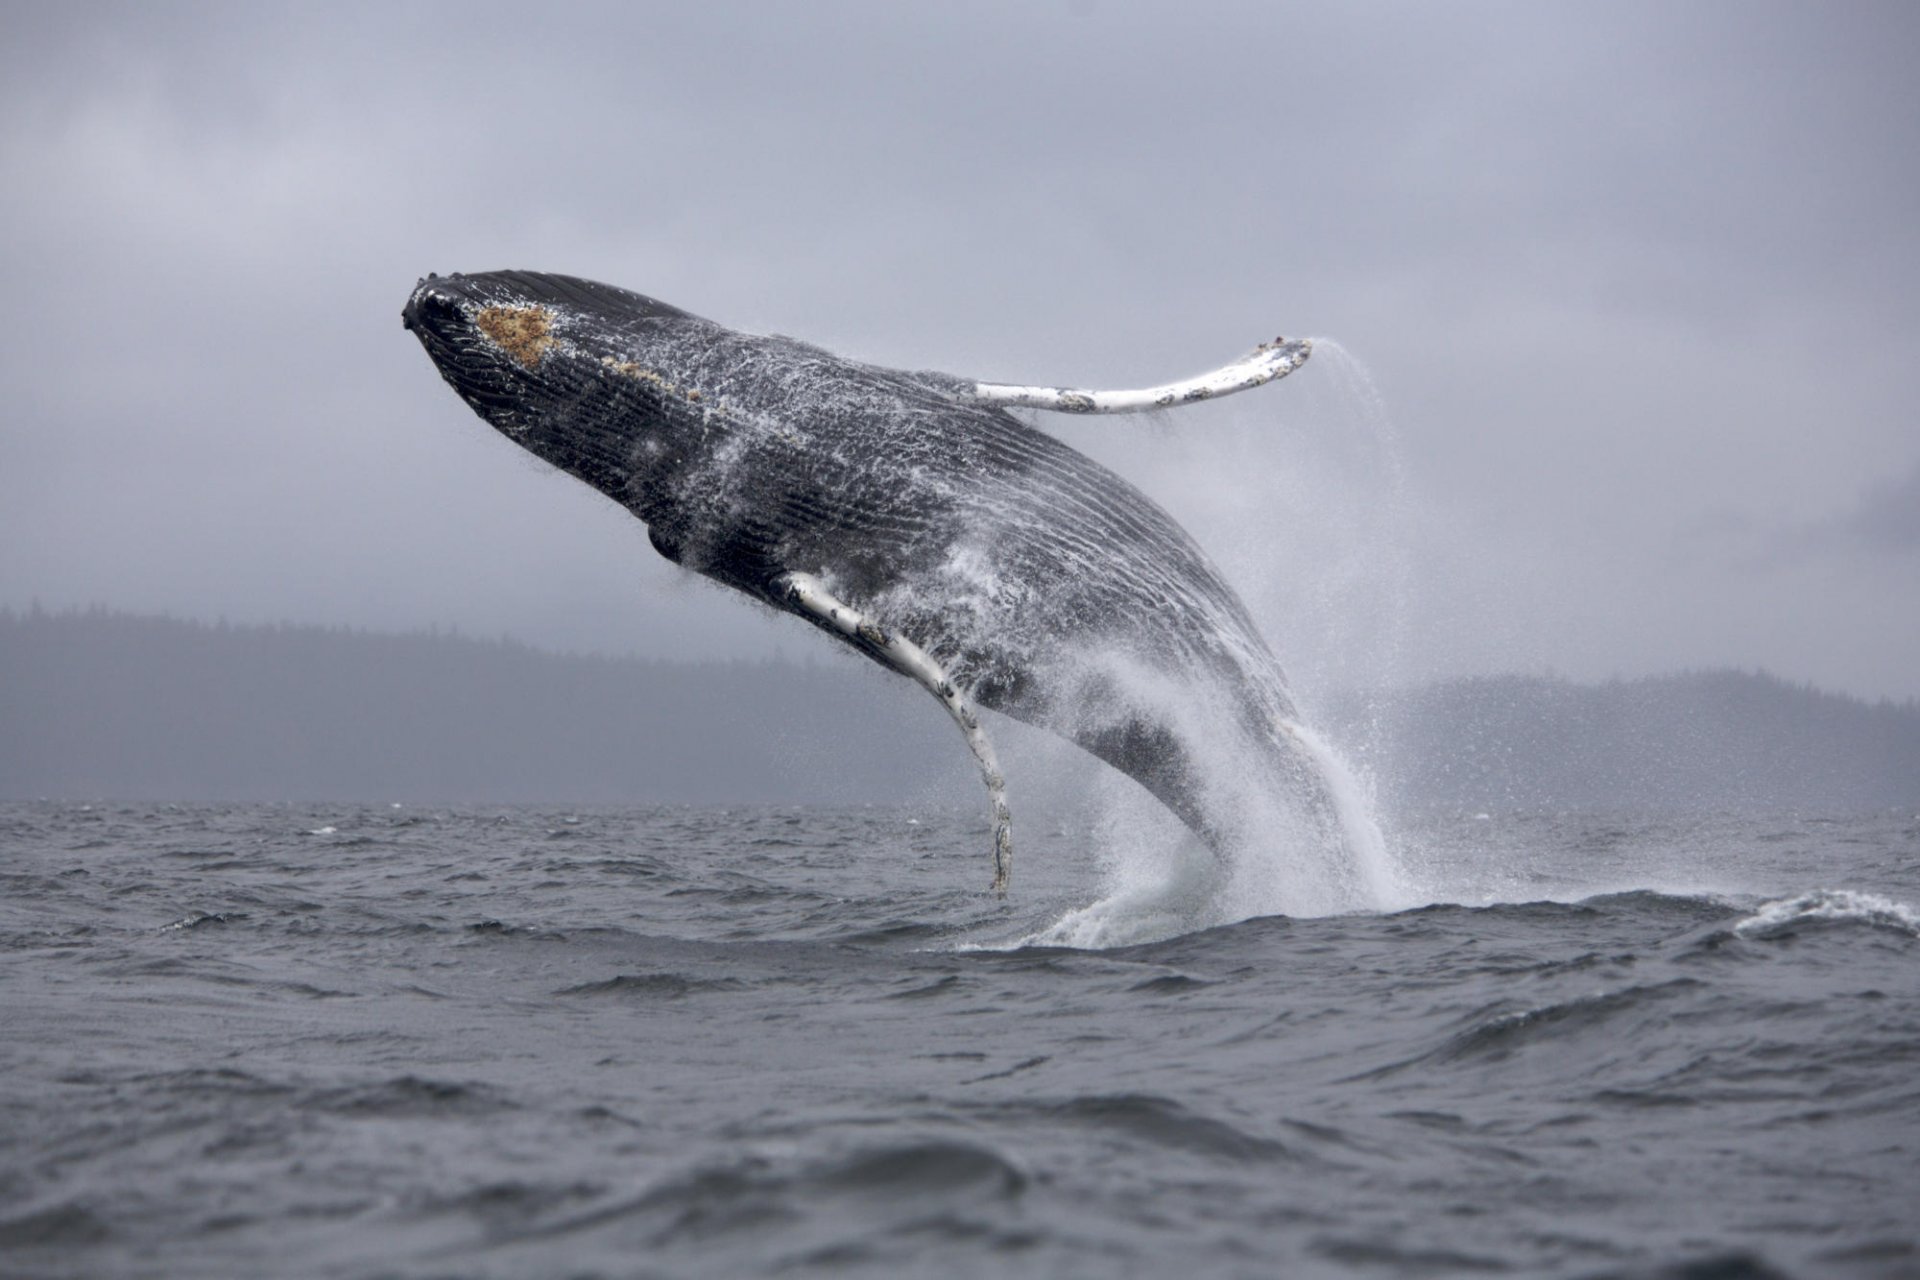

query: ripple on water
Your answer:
[553,972,748,999]
[309,1076,519,1119]
[968,1092,1298,1163]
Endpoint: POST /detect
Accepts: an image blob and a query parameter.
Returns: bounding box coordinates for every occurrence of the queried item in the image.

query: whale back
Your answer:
[604,323,1313,842]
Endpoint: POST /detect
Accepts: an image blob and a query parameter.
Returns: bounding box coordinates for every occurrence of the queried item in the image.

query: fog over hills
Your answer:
[3,609,1915,812]
[1327,673,1919,814]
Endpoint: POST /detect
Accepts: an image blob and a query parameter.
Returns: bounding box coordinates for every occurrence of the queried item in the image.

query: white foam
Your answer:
[1024,833,1223,950]
[1733,889,1920,938]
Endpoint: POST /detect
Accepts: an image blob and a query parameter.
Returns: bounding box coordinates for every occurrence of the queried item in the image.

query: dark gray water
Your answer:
[3,801,1916,1278]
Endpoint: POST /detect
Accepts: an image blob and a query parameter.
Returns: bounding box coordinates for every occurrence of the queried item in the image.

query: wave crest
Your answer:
[1733,889,1920,939]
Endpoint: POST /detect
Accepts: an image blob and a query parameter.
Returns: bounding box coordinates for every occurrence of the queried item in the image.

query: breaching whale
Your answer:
[403,270,1345,893]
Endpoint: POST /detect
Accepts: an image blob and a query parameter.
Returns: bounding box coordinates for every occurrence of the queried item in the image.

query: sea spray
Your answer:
[1019,715,1409,947]
[1020,338,1426,942]
[1295,338,1416,776]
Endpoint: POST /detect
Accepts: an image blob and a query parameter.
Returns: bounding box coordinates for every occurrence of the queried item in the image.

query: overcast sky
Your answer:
[3,1,1915,701]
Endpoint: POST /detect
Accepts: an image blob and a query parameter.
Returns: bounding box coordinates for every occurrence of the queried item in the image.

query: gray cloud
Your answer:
[3,0,1916,697]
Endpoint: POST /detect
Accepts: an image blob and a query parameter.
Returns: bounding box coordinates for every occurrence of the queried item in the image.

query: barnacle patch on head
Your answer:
[476,305,555,368]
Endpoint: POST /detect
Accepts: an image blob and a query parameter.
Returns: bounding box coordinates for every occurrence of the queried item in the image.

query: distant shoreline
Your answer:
[4,608,1915,811]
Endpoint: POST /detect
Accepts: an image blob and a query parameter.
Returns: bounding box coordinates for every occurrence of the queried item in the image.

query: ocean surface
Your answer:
[2,801,1916,1278]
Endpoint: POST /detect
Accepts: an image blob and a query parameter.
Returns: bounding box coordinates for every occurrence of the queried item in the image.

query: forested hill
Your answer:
[3,609,1915,811]
[0,608,950,805]
[1331,671,1919,813]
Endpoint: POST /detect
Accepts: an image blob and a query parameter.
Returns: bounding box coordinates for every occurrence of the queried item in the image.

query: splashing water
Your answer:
[1270,717,1411,908]
[1020,339,1423,946]
[1297,338,1416,734]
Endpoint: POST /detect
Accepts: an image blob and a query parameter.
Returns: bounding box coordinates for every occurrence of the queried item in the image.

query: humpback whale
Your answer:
[403,271,1344,893]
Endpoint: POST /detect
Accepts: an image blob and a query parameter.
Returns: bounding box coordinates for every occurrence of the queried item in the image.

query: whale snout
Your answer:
[401,274,461,333]
[404,270,691,339]
[403,273,556,371]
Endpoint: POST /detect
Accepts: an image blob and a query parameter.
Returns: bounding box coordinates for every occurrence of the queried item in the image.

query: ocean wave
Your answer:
[805,1139,1029,1200]
[491,1138,1027,1254]
[554,972,747,999]
[1732,890,1920,940]
[969,1092,1298,1163]
[1433,979,1704,1064]
[0,1201,112,1249]
[310,1075,519,1118]
[1354,978,1706,1079]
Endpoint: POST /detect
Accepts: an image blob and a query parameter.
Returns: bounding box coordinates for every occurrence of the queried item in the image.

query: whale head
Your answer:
[403,270,701,502]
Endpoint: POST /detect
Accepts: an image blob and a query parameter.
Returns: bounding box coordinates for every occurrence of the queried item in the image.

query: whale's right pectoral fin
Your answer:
[777,572,1013,894]
[970,336,1311,414]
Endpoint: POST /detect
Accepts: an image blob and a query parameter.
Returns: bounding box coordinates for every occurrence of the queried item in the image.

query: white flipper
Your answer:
[779,573,1014,894]
[970,336,1311,414]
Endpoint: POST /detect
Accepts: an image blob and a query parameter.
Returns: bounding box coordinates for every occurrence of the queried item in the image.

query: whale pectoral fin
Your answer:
[969,336,1311,414]
[778,572,1013,895]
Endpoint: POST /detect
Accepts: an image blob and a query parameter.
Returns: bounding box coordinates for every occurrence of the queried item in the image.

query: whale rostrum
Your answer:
[403,270,1346,894]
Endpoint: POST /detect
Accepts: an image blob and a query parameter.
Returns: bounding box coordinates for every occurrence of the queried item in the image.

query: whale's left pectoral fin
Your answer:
[778,572,1013,895]
[970,336,1311,414]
